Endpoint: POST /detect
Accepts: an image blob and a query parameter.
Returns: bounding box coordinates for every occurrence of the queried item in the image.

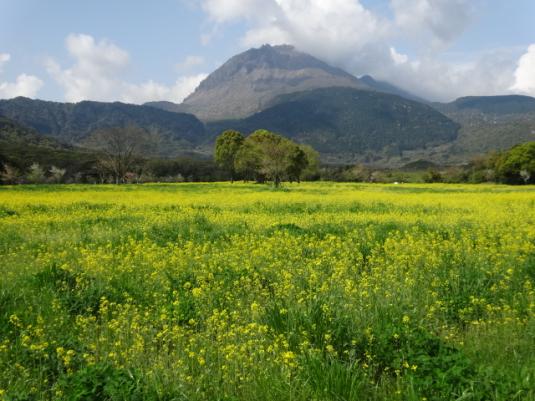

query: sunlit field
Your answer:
[1,182,534,401]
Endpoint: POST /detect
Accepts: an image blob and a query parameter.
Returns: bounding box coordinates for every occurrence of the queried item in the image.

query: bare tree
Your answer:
[1,163,23,184]
[49,165,66,183]
[85,126,150,184]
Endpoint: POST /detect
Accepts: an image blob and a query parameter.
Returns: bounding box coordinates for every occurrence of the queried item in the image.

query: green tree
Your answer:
[495,142,535,184]
[286,146,308,183]
[299,145,320,181]
[235,130,314,187]
[234,140,262,182]
[214,130,244,182]
[248,130,294,187]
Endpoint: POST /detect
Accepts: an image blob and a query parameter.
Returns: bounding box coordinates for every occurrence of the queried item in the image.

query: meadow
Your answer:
[0,182,534,401]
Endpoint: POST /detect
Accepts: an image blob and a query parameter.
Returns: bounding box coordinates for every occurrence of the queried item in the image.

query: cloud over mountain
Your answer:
[511,44,535,96]
[199,0,526,101]
[46,34,207,104]
[0,53,43,99]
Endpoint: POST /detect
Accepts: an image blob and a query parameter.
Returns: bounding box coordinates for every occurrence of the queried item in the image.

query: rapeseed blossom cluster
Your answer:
[0,182,534,400]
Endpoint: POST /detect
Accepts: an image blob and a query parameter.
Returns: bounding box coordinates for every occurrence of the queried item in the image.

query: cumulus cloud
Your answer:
[199,0,524,101]
[121,74,208,104]
[203,0,386,66]
[511,44,535,96]
[0,53,43,99]
[377,48,518,100]
[47,34,206,104]
[390,0,472,51]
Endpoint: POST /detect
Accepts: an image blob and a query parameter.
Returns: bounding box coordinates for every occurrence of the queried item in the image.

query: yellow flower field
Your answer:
[0,182,534,400]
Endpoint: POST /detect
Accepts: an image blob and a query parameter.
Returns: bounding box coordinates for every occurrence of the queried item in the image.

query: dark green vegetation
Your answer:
[208,87,459,157]
[0,117,98,183]
[0,183,534,400]
[495,141,535,184]
[0,97,206,157]
[431,95,535,162]
[1,111,534,185]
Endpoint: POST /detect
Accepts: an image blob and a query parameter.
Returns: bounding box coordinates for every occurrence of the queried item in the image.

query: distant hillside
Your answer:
[0,116,67,149]
[432,95,535,158]
[0,97,206,157]
[0,116,97,172]
[434,95,535,115]
[207,87,459,162]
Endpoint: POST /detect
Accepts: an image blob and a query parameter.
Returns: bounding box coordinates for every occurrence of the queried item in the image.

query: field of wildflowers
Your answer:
[0,182,534,400]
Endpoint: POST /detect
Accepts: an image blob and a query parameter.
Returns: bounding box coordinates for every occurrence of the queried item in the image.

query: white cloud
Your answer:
[0,53,43,99]
[121,74,208,104]
[511,44,535,96]
[199,0,524,101]
[390,47,408,65]
[376,48,518,101]
[390,0,472,51]
[47,34,207,104]
[203,0,386,66]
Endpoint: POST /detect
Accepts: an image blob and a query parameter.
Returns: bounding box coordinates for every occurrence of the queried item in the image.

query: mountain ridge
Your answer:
[206,86,459,163]
[147,44,425,121]
[0,97,206,157]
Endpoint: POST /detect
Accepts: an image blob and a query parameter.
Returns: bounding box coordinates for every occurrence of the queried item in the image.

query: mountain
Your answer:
[170,44,373,121]
[434,95,535,115]
[146,45,432,121]
[0,97,206,157]
[359,75,426,103]
[431,95,535,158]
[206,87,459,163]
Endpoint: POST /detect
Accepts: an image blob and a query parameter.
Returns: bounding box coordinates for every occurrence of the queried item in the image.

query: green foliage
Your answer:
[208,87,459,155]
[496,141,535,184]
[433,95,535,160]
[214,130,244,181]
[0,97,205,157]
[233,130,315,186]
[56,363,142,401]
[423,169,443,183]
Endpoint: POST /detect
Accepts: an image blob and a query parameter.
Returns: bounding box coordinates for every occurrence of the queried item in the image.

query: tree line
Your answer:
[1,123,534,185]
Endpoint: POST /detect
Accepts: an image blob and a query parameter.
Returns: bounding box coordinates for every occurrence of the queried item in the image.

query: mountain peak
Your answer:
[181,44,369,121]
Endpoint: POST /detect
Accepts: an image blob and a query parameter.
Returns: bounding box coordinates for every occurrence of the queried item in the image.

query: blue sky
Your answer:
[1,0,534,102]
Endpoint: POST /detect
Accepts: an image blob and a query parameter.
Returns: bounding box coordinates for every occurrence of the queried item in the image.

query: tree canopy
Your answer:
[215,129,319,186]
[214,130,244,182]
[496,141,535,184]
